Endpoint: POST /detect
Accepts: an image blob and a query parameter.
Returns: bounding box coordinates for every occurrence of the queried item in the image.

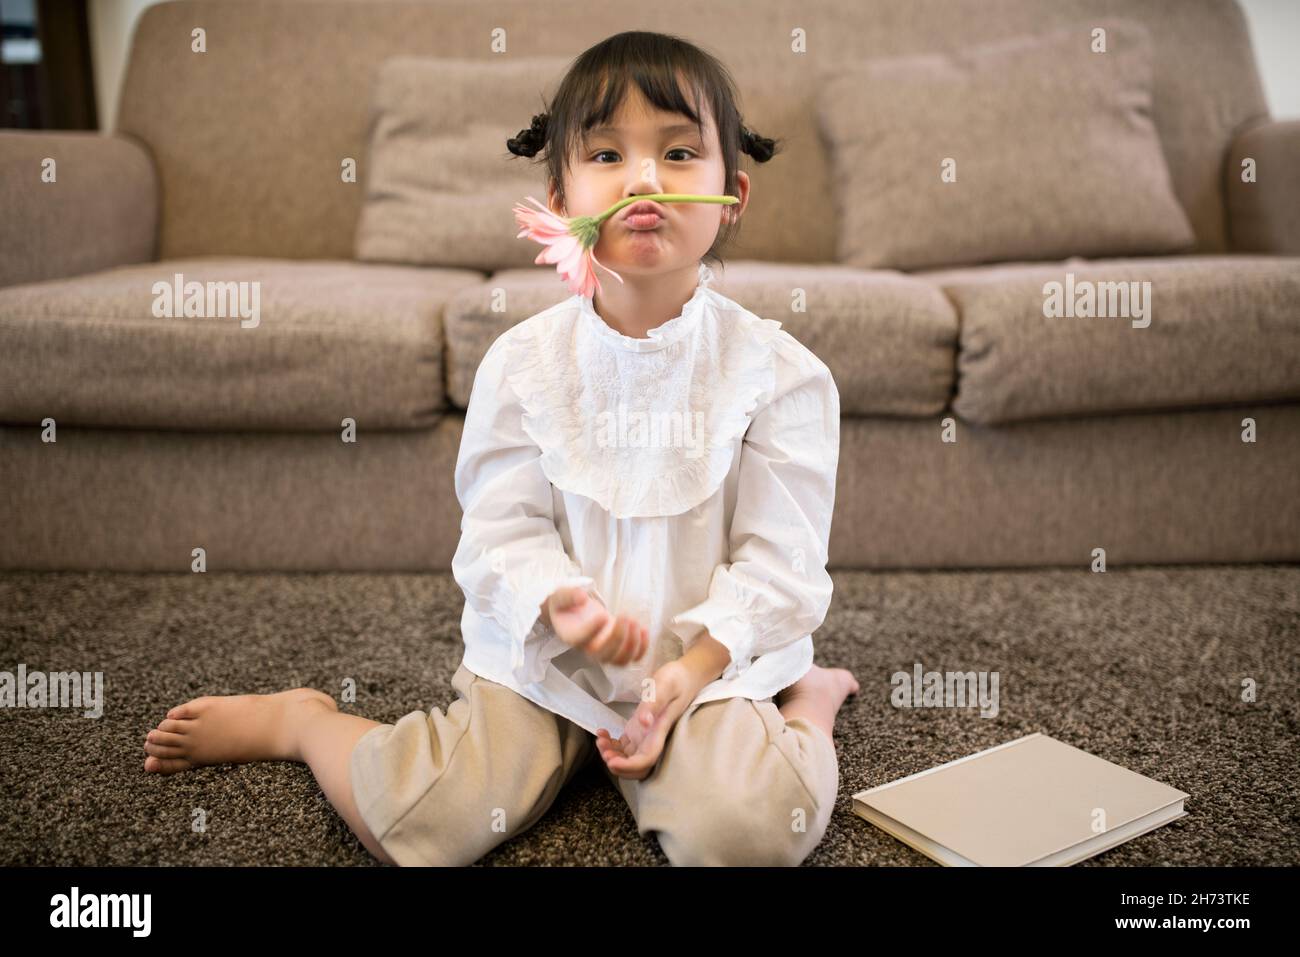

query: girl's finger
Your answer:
[597,615,622,657]
[621,626,641,665]
[605,748,637,769]
[587,613,617,656]
[604,616,630,661]
[613,752,649,773]
[614,624,641,665]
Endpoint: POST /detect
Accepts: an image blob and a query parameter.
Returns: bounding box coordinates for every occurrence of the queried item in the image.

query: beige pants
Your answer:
[349,660,839,866]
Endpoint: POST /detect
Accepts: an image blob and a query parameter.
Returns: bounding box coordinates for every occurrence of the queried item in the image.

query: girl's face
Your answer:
[547,84,748,278]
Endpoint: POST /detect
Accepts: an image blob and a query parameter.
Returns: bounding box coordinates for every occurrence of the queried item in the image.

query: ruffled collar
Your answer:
[576,261,716,353]
[501,264,786,518]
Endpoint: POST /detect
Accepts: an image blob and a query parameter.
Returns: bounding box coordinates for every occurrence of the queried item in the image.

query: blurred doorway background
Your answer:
[1,0,98,129]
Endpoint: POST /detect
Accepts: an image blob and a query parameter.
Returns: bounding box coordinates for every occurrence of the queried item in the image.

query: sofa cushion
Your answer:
[914,255,1300,425]
[444,260,958,417]
[1226,119,1300,256]
[354,55,571,272]
[0,257,482,431]
[816,19,1195,270]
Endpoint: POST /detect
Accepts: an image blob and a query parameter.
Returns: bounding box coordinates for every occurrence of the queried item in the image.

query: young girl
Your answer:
[140,30,858,867]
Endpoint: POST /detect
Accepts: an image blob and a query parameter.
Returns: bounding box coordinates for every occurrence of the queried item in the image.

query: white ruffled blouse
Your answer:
[451,262,840,739]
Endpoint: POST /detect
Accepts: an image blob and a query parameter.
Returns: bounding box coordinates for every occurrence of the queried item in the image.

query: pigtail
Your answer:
[507,112,550,158]
[739,124,778,163]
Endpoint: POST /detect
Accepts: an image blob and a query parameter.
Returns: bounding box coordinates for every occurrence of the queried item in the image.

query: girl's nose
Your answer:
[625,163,664,193]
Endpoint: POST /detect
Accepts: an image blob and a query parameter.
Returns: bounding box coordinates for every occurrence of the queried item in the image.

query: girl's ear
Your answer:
[730,170,751,221]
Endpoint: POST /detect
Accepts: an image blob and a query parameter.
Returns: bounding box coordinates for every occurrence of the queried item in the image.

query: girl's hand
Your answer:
[595,660,698,781]
[548,586,648,666]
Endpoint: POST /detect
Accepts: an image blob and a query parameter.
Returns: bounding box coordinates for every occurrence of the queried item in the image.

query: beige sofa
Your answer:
[1,0,1297,571]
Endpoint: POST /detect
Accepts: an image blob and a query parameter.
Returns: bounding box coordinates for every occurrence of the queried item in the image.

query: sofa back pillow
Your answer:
[816,20,1196,271]
[355,55,570,271]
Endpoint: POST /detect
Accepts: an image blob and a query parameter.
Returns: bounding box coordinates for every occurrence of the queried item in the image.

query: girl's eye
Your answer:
[591,149,696,163]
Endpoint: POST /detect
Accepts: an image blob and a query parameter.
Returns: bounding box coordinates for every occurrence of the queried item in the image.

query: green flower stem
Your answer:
[569,193,739,249]
[597,193,739,224]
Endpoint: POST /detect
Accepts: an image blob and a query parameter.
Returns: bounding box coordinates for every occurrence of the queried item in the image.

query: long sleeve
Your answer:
[450,333,597,686]
[668,343,840,682]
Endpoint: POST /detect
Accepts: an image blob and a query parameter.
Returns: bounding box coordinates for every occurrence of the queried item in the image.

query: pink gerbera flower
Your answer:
[513,193,740,298]
[512,196,617,299]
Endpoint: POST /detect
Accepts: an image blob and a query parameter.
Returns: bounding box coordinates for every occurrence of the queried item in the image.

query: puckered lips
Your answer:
[619,200,668,230]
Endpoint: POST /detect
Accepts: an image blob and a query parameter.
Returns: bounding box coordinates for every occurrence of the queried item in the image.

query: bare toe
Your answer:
[144,755,194,774]
[144,739,186,757]
[166,699,205,720]
[147,729,186,748]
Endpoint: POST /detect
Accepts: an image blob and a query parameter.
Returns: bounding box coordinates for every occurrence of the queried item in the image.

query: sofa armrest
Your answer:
[0,130,158,289]
[1226,119,1300,255]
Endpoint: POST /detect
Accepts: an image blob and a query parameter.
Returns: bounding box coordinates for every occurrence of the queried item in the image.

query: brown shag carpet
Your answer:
[1,565,1296,866]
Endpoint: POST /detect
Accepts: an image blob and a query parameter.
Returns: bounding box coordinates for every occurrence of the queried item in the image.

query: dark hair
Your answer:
[506,30,781,271]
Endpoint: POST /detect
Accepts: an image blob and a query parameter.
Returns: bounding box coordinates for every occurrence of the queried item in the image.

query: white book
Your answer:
[852,732,1189,866]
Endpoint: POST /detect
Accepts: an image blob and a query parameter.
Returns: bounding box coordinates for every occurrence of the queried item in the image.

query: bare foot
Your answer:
[777,664,859,711]
[775,664,859,742]
[142,688,338,774]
